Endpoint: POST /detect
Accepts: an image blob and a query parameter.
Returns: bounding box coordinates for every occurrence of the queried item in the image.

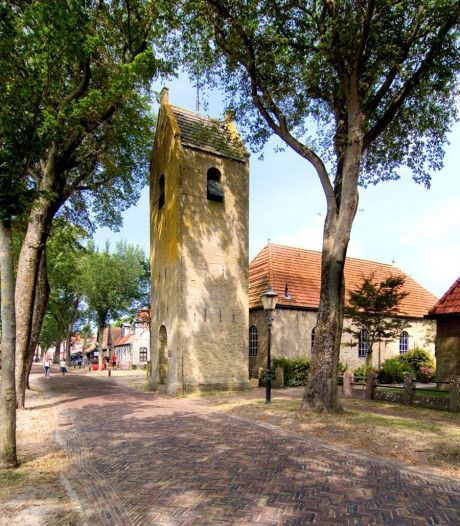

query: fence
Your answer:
[341,371,460,412]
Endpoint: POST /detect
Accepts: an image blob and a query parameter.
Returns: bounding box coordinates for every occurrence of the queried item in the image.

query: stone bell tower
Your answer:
[149,88,250,394]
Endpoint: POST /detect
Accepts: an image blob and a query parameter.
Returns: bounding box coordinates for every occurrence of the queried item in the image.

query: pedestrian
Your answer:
[43,355,51,379]
[111,354,117,369]
[60,358,67,377]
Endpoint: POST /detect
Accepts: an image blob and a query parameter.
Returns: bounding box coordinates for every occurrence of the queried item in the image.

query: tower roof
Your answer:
[249,244,438,318]
[170,105,246,162]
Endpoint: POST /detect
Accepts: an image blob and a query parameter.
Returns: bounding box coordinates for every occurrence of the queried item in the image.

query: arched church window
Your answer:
[207,167,224,202]
[358,328,369,358]
[249,326,258,357]
[311,326,316,350]
[159,174,165,209]
[399,331,409,354]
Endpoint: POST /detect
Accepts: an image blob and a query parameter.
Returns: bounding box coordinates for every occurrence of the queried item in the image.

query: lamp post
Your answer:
[261,286,278,403]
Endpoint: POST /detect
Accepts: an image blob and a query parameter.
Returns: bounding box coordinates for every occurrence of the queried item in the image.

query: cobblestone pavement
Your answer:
[41,373,460,526]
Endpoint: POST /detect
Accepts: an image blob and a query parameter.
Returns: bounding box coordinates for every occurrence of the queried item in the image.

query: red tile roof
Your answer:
[428,277,460,316]
[114,334,133,346]
[249,244,437,318]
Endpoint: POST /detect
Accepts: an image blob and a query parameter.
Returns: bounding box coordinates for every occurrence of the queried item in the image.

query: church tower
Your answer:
[149,88,250,394]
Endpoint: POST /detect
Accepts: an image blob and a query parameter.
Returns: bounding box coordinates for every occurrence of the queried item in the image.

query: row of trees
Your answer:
[1,0,459,468]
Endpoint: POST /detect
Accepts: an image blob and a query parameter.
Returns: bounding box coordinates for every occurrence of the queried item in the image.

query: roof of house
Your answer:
[114,334,133,347]
[428,277,460,316]
[170,105,246,162]
[249,244,437,318]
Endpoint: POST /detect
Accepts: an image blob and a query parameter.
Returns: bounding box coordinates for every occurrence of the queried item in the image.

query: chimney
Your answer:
[160,87,169,105]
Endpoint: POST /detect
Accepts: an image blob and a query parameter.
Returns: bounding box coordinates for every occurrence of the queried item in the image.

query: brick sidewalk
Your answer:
[41,373,460,525]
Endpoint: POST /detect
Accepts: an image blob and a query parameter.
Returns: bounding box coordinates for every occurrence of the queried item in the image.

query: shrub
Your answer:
[400,348,434,380]
[272,356,310,387]
[353,365,377,383]
[378,357,415,384]
[418,366,435,383]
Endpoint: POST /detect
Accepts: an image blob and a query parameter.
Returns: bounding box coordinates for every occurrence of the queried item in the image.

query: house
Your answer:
[427,277,460,381]
[248,244,437,375]
[114,309,150,368]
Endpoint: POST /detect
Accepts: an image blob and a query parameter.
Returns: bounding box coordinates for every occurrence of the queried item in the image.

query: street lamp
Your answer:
[261,286,278,403]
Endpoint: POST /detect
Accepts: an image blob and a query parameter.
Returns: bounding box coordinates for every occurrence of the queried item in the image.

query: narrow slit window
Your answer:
[311,326,316,351]
[159,174,165,209]
[207,167,224,202]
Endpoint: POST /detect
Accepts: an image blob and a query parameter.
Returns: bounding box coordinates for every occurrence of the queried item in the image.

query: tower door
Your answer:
[158,325,168,385]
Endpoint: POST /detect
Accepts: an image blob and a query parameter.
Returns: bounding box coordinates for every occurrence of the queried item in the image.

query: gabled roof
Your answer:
[428,277,460,316]
[114,334,133,347]
[170,105,246,162]
[249,244,437,318]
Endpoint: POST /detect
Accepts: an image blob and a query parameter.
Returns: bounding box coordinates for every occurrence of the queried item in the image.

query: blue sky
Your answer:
[94,75,460,298]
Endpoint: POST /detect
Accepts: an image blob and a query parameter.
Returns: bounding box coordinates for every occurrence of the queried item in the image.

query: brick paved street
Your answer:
[41,373,460,525]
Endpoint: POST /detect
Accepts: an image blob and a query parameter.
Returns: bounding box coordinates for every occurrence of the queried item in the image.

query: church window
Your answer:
[399,331,409,354]
[207,167,224,202]
[139,347,148,362]
[311,326,316,350]
[159,174,165,209]
[358,329,369,358]
[249,326,258,357]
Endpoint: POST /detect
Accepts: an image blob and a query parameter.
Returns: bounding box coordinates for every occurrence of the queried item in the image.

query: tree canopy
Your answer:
[180,0,460,411]
[77,240,149,367]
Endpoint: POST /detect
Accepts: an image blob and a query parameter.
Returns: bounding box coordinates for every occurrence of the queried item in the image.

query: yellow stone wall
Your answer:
[249,309,436,373]
[150,99,250,393]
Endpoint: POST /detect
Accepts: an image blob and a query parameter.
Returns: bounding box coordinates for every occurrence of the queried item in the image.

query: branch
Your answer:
[364,5,425,114]
[356,0,375,72]
[363,12,459,149]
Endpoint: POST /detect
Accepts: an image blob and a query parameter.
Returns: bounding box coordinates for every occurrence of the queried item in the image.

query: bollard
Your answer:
[343,371,353,397]
[402,372,414,405]
[449,377,459,412]
[365,373,376,400]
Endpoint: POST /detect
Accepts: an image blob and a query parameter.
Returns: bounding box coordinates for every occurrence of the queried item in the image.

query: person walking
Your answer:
[59,358,67,377]
[43,355,51,379]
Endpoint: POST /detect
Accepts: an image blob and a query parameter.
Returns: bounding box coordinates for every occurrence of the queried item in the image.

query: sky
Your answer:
[94,75,460,299]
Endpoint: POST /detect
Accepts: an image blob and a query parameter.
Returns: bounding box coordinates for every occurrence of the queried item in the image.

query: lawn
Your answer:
[209,392,460,479]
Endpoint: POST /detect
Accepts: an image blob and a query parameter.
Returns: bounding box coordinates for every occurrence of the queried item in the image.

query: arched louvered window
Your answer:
[207,167,224,202]
[249,326,258,357]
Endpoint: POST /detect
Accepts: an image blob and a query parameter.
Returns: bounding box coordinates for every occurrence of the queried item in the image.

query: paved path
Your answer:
[39,373,460,525]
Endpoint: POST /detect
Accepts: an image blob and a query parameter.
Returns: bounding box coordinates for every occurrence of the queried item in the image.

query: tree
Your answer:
[344,273,409,369]
[181,0,460,411]
[0,1,174,407]
[37,220,88,374]
[78,241,149,370]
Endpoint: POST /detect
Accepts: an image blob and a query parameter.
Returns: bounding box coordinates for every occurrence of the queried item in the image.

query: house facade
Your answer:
[114,309,150,368]
[427,277,460,382]
[249,244,437,375]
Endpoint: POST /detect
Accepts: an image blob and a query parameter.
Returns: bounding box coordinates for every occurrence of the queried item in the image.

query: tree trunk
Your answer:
[0,221,18,468]
[15,196,56,408]
[25,251,50,390]
[54,340,61,365]
[97,324,104,370]
[65,326,72,366]
[302,99,363,412]
[302,219,347,413]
